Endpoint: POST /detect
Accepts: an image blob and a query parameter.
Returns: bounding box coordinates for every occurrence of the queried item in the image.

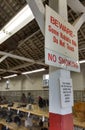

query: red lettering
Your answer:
[58,56,78,68]
[60,40,65,47]
[50,16,59,27]
[50,16,74,37]
[48,53,57,62]
[72,40,77,47]
[48,25,59,36]
[53,36,58,44]
[67,44,74,52]
[58,56,63,64]
[60,32,71,43]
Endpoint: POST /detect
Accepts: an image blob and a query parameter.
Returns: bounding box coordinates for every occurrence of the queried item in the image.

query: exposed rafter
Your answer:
[0,55,8,63]
[80,51,85,59]
[0,69,20,74]
[26,0,45,35]
[0,51,47,67]
[73,13,85,31]
[67,0,85,14]
[9,63,35,71]
[18,29,41,47]
[70,12,85,40]
[79,47,85,51]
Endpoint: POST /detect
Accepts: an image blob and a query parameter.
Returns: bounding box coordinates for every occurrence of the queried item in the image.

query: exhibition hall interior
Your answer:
[0,0,85,130]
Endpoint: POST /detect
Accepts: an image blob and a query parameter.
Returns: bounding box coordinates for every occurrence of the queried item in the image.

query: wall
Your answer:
[71,71,84,90]
[0,64,85,102]
[0,71,49,101]
[0,71,48,91]
[81,64,85,88]
[71,64,85,102]
[71,64,85,90]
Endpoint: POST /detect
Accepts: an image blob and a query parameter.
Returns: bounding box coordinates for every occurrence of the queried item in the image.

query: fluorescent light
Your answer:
[0,5,34,44]
[0,31,7,40]
[3,74,17,79]
[22,68,45,75]
[79,60,85,64]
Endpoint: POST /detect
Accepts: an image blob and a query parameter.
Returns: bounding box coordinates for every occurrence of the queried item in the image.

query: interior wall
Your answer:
[0,71,48,91]
[71,64,85,90]
[81,64,85,88]
[0,65,85,101]
[0,66,85,92]
[71,71,84,90]
[0,71,49,101]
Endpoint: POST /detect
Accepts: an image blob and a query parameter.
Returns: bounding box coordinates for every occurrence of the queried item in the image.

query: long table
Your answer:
[0,103,49,130]
[1,103,85,129]
[0,103,49,118]
[0,119,29,130]
[74,117,85,129]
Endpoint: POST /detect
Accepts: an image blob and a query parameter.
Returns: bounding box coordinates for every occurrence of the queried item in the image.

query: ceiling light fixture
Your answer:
[22,68,46,75]
[79,60,85,64]
[0,5,34,44]
[3,74,17,79]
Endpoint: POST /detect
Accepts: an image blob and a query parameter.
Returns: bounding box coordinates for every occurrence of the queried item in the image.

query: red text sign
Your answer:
[45,5,80,72]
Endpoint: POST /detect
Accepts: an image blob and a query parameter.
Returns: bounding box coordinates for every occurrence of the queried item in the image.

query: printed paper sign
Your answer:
[59,78,73,108]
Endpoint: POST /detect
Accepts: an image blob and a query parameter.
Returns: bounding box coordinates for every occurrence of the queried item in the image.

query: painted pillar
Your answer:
[49,0,74,130]
[49,68,73,130]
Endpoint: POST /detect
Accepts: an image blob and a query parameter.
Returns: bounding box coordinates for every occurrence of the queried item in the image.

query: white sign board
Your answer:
[45,5,80,72]
[59,78,73,108]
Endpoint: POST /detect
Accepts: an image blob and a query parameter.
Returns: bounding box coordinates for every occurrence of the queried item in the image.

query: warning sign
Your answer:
[45,5,80,72]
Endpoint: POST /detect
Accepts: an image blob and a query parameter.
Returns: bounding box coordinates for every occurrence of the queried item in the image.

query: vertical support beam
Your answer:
[26,0,45,35]
[49,69,73,130]
[49,0,68,21]
[49,0,73,130]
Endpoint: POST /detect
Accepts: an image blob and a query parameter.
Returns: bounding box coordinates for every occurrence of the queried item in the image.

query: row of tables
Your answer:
[0,103,49,130]
[0,103,85,130]
[0,103,49,118]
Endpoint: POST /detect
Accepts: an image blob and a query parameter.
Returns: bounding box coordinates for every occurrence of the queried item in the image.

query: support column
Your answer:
[49,69,73,130]
[49,0,74,130]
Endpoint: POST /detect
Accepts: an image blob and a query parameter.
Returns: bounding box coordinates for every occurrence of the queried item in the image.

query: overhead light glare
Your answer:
[22,68,46,75]
[3,74,17,79]
[0,31,7,40]
[0,5,34,44]
[79,60,85,64]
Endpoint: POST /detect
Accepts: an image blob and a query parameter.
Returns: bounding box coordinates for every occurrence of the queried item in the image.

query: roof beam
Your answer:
[0,55,8,63]
[79,47,85,51]
[8,58,44,71]
[0,51,47,66]
[0,51,34,63]
[26,0,45,35]
[67,0,85,14]
[0,69,20,74]
[73,13,85,31]
[9,63,35,71]
[26,0,85,36]
[18,29,41,47]
[0,59,46,75]
[80,51,85,59]
[70,12,85,40]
